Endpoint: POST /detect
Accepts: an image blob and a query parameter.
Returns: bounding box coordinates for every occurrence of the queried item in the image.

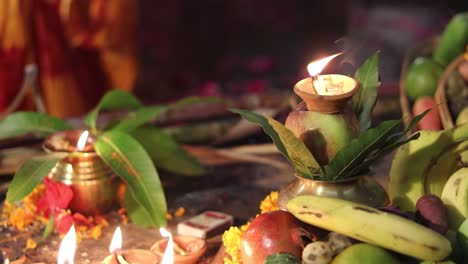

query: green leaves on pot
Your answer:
[352,51,380,131]
[0,112,72,140]
[324,110,429,180]
[264,253,301,264]
[95,131,167,227]
[231,109,428,181]
[231,109,323,178]
[6,155,63,202]
[131,126,206,176]
[85,90,143,131]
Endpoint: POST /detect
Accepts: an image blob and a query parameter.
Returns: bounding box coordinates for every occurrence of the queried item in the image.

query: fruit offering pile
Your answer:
[405,12,468,130]
[222,124,468,264]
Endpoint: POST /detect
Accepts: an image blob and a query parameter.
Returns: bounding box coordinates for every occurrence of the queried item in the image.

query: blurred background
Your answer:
[0,0,466,118]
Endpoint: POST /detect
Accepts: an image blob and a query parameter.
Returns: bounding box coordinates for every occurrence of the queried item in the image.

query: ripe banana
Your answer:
[287,195,452,261]
[389,124,468,211]
[441,167,468,229]
[425,140,468,195]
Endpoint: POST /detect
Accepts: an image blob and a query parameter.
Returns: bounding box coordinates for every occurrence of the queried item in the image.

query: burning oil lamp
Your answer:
[277,53,388,209]
[102,227,158,264]
[45,130,120,215]
[285,53,360,165]
[150,228,207,264]
[57,225,76,264]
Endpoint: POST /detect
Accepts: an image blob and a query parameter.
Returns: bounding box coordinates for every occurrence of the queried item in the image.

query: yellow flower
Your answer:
[222,223,250,264]
[25,239,37,250]
[259,191,279,213]
[8,207,34,231]
[88,225,103,240]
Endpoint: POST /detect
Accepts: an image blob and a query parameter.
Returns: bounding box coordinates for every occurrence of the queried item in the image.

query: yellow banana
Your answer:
[441,167,468,229]
[389,124,468,211]
[287,195,452,261]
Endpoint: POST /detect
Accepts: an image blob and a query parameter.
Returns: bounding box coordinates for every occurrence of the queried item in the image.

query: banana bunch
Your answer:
[287,195,452,261]
[389,123,468,230]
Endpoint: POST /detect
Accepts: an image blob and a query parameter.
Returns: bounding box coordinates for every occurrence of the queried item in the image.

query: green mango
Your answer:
[433,12,468,67]
[331,243,400,264]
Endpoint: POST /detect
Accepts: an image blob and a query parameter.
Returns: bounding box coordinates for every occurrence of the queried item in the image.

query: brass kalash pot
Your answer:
[278,65,388,209]
[44,130,120,215]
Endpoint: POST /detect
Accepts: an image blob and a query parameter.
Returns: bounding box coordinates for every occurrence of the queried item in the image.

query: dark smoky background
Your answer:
[134,0,467,102]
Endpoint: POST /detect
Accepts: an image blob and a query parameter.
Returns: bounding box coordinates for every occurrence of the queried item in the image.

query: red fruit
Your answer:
[412,96,442,131]
[415,194,448,235]
[240,210,308,264]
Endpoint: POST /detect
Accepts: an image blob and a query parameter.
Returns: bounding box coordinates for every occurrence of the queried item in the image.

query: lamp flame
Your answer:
[57,225,76,264]
[76,131,89,151]
[109,227,123,253]
[159,227,174,264]
[306,52,342,77]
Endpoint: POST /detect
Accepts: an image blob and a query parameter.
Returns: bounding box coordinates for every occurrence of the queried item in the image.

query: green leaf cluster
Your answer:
[232,52,427,181]
[0,90,211,228]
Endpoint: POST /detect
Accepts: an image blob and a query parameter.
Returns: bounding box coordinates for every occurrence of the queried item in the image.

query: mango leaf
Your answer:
[85,90,142,131]
[111,96,220,133]
[95,131,167,227]
[6,155,62,202]
[231,108,323,179]
[0,112,71,140]
[123,188,155,227]
[324,119,401,180]
[352,51,380,131]
[111,106,165,132]
[130,126,207,176]
[345,132,421,178]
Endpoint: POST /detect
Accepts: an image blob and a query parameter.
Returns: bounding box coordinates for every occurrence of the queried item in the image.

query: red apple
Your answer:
[412,96,442,131]
[240,210,309,264]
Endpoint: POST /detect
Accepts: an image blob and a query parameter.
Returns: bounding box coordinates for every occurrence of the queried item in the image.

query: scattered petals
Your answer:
[25,238,37,250]
[174,207,185,218]
[55,211,74,235]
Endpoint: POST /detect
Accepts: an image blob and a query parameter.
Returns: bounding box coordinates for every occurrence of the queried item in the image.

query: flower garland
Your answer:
[221,191,279,264]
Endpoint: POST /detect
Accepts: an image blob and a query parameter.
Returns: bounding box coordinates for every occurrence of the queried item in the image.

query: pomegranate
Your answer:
[240,210,309,264]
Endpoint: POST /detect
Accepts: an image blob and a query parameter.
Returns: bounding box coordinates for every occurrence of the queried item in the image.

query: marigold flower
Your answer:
[174,207,185,217]
[259,191,279,213]
[25,239,37,250]
[89,225,103,240]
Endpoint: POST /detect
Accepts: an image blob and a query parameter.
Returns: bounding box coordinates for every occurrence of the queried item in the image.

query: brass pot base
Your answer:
[278,175,389,210]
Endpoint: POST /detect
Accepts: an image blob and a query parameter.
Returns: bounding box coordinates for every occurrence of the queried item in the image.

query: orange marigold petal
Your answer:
[174,207,185,217]
[25,238,37,250]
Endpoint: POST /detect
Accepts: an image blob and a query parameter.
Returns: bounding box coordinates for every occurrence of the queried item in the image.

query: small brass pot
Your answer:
[278,174,389,210]
[44,130,120,215]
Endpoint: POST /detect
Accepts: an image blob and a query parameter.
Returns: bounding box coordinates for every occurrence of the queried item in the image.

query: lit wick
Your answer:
[109,227,129,264]
[307,52,342,95]
[76,130,89,151]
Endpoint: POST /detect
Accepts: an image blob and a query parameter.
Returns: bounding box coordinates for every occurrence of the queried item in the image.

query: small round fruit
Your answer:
[327,232,352,256]
[331,243,400,264]
[412,96,442,131]
[456,106,468,126]
[405,57,444,101]
[302,241,333,264]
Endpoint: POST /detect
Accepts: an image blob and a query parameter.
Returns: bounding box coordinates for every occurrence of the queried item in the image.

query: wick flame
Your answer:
[307,52,343,77]
[57,225,76,264]
[76,131,89,151]
[109,227,122,253]
[160,227,174,264]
